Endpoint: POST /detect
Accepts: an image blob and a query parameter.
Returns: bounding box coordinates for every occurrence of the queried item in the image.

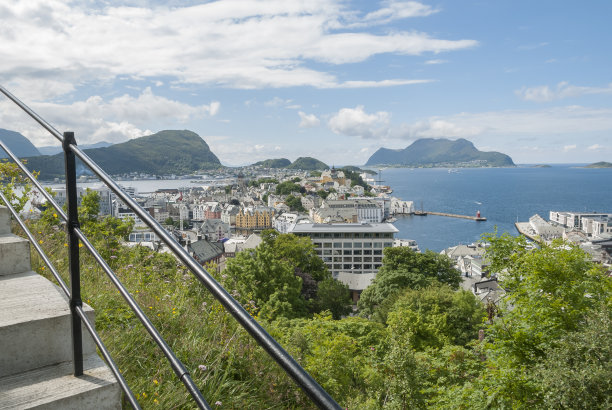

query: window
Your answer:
[323,243,332,248]
[354,242,362,248]
[344,242,352,248]
[374,242,382,248]
[333,242,342,248]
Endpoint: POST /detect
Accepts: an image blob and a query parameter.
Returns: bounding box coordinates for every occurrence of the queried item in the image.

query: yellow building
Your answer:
[235,207,274,229]
[319,166,347,186]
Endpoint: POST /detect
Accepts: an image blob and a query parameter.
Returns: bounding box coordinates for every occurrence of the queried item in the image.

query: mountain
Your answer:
[584,161,612,168]
[365,138,514,167]
[25,130,222,179]
[286,157,329,171]
[252,158,292,168]
[0,128,41,158]
[38,141,114,156]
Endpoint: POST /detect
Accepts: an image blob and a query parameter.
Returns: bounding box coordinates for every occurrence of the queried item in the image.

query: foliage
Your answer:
[221,231,350,321]
[275,181,304,195]
[358,247,460,318]
[340,167,372,192]
[285,194,305,212]
[385,285,485,350]
[316,189,329,199]
[248,177,279,187]
[0,160,36,213]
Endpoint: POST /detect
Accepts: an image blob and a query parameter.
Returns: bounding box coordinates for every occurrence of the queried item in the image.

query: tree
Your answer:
[285,194,305,212]
[275,181,304,195]
[358,247,460,318]
[0,160,36,213]
[221,231,350,321]
[449,233,612,408]
[385,284,485,350]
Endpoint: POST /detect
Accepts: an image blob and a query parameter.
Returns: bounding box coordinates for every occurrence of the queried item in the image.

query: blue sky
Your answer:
[1,0,611,165]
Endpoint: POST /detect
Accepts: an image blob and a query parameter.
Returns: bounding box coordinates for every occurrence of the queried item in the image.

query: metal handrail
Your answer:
[0,85,340,409]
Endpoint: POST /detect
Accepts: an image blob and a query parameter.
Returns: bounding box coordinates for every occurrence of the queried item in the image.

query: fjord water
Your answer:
[384,165,612,252]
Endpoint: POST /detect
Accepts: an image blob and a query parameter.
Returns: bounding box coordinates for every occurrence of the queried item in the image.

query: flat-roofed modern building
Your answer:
[289,222,398,301]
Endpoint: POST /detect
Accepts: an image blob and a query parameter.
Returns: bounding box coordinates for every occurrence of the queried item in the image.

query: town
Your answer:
[43,165,612,306]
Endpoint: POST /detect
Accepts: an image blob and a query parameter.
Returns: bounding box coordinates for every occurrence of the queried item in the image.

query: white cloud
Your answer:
[0,1,476,92]
[588,144,602,150]
[0,87,219,145]
[516,82,612,102]
[424,59,448,65]
[333,79,433,88]
[563,144,577,152]
[328,106,390,138]
[298,112,321,128]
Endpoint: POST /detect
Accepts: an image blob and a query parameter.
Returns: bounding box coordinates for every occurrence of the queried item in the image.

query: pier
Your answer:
[426,211,487,221]
[514,222,542,243]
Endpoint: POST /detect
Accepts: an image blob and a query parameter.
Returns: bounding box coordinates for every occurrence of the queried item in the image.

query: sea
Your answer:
[46,165,612,252]
[380,165,612,252]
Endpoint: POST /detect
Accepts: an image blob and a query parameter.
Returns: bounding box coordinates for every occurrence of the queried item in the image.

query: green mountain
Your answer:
[0,128,41,158]
[365,138,514,167]
[584,161,612,168]
[252,158,291,168]
[25,130,222,179]
[38,141,114,156]
[286,157,329,171]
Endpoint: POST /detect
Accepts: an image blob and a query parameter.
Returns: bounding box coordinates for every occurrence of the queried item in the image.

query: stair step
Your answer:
[0,271,96,378]
[0,354,121,409]
[0,234,31,276]
[0,207,10,235]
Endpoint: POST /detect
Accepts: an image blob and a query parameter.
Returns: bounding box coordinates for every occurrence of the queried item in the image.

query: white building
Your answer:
[529,214,563,240]
[289,222,398,301]
[273,213,312,234]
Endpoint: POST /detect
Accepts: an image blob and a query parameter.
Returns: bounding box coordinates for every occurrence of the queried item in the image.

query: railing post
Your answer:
[63,131,83,376]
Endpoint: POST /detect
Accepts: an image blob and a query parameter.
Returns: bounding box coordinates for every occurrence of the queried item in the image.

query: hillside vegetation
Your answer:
[10,183,610,409]
[25,130,222,179]
[286,156,329,171]
[252,158,292,168]
[366,138,514,167]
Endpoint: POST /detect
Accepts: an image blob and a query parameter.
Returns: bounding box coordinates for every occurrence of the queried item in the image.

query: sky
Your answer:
[1,0,611,166]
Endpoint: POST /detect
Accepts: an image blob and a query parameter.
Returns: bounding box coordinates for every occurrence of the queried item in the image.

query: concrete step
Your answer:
[0,206,10,235]
[0,271,96,378]
[0,354,121,409]
[0,234,31,276]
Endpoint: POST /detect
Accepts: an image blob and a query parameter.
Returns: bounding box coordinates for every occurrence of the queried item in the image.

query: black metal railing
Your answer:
[0,85,340,410]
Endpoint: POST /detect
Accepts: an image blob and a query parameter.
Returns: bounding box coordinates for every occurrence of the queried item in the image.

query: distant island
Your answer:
[584,161,612,168]
[533,164,552,168]
[252,156,329,171]
[25,130,222,180]
[252,158,291,168]
[365,138,515,168]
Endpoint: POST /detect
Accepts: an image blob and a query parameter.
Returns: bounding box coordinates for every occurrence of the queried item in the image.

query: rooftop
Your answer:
[290,222,398,234]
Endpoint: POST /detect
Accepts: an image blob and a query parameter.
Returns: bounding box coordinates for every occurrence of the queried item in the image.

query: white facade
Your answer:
[289,223,398,292]
[529,214,563,240]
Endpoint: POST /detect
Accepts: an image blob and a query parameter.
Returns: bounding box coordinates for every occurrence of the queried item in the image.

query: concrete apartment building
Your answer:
[289,222,398,301]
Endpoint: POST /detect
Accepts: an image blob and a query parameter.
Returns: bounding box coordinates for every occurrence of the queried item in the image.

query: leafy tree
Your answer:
[358,247,460,318]
[385,285,485,350]
[316,189,329,199]
[222,231,350,320]
[285,194,305,212]
[275,181,304,195]
[449,233,612,408]
[313,278,351,319]
[0,160,36,213]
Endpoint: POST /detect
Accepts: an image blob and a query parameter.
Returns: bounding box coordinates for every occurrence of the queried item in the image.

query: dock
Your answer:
[514,222,542,243]
[426,211,487,221]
